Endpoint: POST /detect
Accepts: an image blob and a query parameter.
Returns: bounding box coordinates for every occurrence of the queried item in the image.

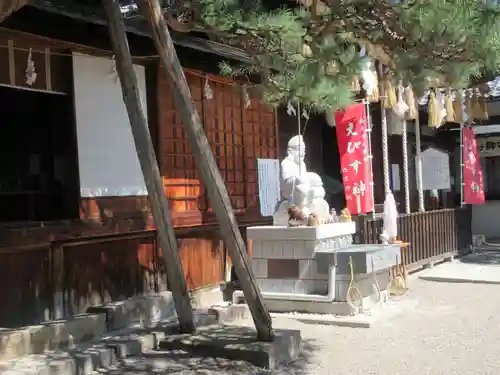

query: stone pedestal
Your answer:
[247,222,355,295]
[236,223,402,316]
[316,244,401,301]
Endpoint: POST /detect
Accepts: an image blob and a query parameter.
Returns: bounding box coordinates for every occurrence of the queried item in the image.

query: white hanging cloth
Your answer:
[25,48,37,86]
[381,191,398,243]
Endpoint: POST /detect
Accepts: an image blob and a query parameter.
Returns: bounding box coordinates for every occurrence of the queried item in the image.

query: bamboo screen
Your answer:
[158,68,278,221]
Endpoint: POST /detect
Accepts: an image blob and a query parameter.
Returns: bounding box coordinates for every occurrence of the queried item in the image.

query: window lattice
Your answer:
[158,68,278,219]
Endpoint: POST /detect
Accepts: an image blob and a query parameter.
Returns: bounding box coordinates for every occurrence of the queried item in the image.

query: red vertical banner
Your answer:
[335,103,374,214]
[462,127,485,205]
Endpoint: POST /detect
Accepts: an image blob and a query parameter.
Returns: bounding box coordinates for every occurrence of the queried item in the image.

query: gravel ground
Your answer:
[114,276,500,375]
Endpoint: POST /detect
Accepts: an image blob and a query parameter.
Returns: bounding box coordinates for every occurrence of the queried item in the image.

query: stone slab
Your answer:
[66,343,116,375]
[0,351,76,375]
[208,303,250,323]
[233,287,389,316]
[247,222,356,241]
[418,260,500,284]
[272,298,418,328]
[190,286,224,309]
[0,310,224,375]
[0,342,116,375]
[97,309,220,358]
[29,313,107,354]
[87,291,176,331]
[159,324,301,369]
[0,328,31,363]
[0,313,107,363]
[334,244,402,275]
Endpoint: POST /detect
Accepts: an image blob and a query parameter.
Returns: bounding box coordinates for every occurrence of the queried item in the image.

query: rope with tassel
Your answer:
[445,88,455,123]
[402,116,410,213]
[473,89,489,121]
[351,76,361,93]
[378,68,391,194]
[414,112,425,212]
[368,69,380,103]
[381,78,397,109]
[404,84,417,121]
[427,89,442,128]
[478,88,489,121]
[402,83,423,211]
[465,90,474,124]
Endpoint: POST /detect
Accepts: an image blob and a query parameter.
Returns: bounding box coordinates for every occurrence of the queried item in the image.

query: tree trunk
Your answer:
[137,0,274,341]
[102,0,195,333]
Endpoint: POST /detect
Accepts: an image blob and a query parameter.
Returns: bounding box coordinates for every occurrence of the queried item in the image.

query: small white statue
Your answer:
[307,173,331,223]
[273,135,332,225]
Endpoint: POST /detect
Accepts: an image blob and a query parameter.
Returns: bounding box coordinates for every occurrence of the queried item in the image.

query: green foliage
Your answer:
[195,0,500,111]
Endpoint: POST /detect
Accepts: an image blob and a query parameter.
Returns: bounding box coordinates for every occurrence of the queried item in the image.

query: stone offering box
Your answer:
[233,222,402,315]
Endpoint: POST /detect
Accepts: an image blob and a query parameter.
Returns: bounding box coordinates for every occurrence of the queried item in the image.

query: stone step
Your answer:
[0,313,107,363]
[0,306,242,375]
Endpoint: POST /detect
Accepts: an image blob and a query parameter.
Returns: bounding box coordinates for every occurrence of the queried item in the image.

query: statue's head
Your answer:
[287,135,306,164]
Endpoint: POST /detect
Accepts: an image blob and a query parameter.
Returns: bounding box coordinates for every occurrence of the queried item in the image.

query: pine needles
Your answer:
[193,0,500,111]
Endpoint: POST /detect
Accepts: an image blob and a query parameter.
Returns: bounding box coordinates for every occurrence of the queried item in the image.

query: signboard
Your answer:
[477,136,500,157]
[257,158,280,217]
[421,148,451,190]
[335,103,374,214]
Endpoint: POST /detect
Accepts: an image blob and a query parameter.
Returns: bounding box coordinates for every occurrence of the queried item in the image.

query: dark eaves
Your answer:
[31,0,251,62]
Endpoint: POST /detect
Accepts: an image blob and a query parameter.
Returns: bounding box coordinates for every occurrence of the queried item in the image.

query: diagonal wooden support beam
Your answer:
[137,0,274,341]
[101,0,195,333]
[0,0,27,23]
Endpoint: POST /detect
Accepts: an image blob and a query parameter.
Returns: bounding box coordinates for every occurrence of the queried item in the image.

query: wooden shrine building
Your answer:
[0,1,278,328]
[0,0,474,329]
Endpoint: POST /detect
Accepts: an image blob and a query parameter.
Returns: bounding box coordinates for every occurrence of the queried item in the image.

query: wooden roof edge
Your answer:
[29,0,252,63]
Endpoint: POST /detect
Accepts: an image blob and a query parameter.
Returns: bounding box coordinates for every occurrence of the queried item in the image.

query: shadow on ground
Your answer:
[107,338,319,374]
[460,248,500,265]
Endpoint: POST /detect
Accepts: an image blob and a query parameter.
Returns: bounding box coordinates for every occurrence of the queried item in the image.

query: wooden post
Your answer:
[377,64,390,195]
[101,0,195,333]
[137,0,274,341]
[415,114,425,211]
[402,119,410,214]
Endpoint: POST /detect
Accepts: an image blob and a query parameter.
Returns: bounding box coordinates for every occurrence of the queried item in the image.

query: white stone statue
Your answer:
[273,135,332,225]
[308,172,331,221]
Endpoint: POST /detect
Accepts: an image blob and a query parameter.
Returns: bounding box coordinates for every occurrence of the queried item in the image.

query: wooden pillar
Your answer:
[415,115,425,211]
[101,0,195,333]
[402,119,410,213]
[136,0,274,341]
[378,65,390,195]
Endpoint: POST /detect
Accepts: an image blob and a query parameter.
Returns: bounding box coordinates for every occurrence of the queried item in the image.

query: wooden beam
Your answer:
[101,0,195,333]
[0,0,27,23]
[137,0,274,341]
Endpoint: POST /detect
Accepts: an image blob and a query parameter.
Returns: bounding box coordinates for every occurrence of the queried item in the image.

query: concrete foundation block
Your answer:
[208,304,250,323]
[190,287,224,309]
[103,336,146,358]
[0,328,32,363]
[159,324,302,370]
[0,351,76,375]
[87,292,176,331]
[158,309,219,328]
[67,343,116,375]
[29,313,106,354]
[335,270,389,302]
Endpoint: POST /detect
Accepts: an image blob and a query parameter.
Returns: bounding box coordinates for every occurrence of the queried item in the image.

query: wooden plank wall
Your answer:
[158,67,278,225]
[157,67,278,290]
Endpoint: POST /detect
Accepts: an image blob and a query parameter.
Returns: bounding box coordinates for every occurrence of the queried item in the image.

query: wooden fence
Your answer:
[356,207,472,269]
